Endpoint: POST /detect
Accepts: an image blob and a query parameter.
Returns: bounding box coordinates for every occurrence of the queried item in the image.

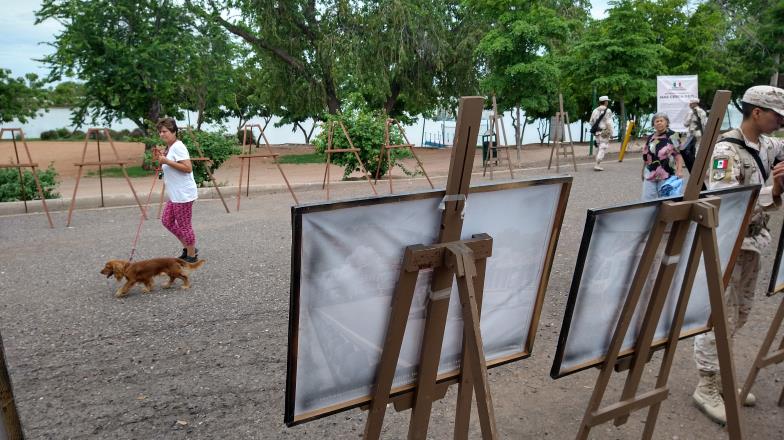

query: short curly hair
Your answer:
[156,117,178,134]
[652,112,670,126]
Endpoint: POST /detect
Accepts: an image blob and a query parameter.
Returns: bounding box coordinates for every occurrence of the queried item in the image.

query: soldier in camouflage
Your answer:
[692,85,784,425]
[589,95,614,171]
[682,98,708,172]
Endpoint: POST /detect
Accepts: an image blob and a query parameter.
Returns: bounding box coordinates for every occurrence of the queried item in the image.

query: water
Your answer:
[2,106,741,146]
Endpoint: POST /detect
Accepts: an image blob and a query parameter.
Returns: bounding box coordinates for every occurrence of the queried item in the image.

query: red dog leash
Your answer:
[128,154,163,262]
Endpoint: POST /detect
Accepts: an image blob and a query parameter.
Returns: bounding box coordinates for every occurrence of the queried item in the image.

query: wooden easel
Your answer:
[66,128,146,227]
[155,126,231,218]
[373,118,433,193]
[363,97,498,439]
[321,120,377,199]
[482,95,515,180]
[547,94,577,172]
[0,128,54,228]
[236,123,298,209]
[574,91,745,439]
[739,294,784,406]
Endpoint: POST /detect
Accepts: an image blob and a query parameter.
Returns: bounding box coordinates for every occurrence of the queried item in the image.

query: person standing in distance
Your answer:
[681,98,708,172]
[589,95,614,171]
[153,118,200,263]
[692,85,784,425]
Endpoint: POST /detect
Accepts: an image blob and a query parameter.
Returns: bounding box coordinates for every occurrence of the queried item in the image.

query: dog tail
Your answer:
[182,259,206,273]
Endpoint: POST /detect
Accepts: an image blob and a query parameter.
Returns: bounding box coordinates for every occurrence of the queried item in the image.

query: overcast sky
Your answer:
[0,0,611,80]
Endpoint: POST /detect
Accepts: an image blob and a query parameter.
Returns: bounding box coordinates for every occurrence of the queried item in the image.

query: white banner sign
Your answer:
[657,75,698,132]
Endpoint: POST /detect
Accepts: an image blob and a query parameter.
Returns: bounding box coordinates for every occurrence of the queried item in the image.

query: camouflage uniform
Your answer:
[693,128,784,372]
[590,104,614,166]
[683,105,708,141]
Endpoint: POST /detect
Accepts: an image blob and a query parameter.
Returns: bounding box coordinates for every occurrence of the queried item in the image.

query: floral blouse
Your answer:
[643,130,681,181]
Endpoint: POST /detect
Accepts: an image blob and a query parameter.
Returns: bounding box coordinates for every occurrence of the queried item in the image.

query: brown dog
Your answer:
[100,258,206,298]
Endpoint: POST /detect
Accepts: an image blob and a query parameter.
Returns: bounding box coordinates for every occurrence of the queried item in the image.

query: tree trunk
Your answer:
[619,96,627,142]
[580,120,584,143]
[514,105,521,148]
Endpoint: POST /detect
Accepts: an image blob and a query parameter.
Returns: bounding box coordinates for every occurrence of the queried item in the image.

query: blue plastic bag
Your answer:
[659,175,683,197]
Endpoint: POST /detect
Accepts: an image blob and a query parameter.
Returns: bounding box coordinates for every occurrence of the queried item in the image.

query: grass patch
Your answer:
[87,165,155,178]
[277,152,325,164]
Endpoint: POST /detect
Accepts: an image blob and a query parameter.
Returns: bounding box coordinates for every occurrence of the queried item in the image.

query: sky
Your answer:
[0,0,611,80]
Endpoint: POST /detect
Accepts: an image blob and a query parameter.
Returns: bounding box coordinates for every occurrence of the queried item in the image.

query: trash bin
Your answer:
[481,134,498,166]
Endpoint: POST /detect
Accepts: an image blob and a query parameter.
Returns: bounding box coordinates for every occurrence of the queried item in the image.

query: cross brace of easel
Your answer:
[373,118,434,193]
[236,123,299,209]
[154,126,231,218]
[547,94,577,172]
[363,97,498,439]
[321,120,377,200]
[66,128,146,227]
[574,90,745,440]
[482,95,515,180]
[0,128,54,228]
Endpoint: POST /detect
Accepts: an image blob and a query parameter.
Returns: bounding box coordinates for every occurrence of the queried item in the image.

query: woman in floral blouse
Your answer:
[641,112,684,200]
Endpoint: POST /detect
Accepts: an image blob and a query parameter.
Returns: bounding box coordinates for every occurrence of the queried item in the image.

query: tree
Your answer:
[36,0,194,136]
[567,0,667,137]
[47,81,85,108]
[0,69,48,123]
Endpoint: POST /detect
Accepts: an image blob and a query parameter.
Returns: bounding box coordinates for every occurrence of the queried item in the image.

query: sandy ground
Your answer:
[2,138,783,438]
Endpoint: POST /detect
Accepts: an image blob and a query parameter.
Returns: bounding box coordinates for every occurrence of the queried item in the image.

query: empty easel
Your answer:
[155,126,231,218]
[363,96,499,439]
[66,128,146,227]
[373,118,433,193]
[739,293,784,406]
[573,91,746,440]
[482,95,515,179]
[547,94,577,172]
[0,128,54,228]
[321,120,376,199]
[236,123,298,209]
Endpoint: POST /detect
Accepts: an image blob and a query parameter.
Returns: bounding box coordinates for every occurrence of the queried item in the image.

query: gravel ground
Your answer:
[1,157,783,439]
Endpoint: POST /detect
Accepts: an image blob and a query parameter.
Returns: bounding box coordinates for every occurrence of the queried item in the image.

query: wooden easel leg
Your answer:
[407,146,434,189]
[387,148,393,194]
[66,165,85,227]
[11,140,29,214]
[699,224,744,439]
[642,232,704,439]
[157,184,166,220]
[204,166,230,213]
[363,249,421,440]
[448,243,497,439]
[121,166,147,219]
[353,151,378,195]
[740,294,784,404]
[454,254,489,440]
[236,157,245,211]
[29,166,55,228]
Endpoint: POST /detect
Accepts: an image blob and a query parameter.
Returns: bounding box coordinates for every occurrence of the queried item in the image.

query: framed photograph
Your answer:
[286,176,571,426]
[551,185,758,379]
[768,222,784,295]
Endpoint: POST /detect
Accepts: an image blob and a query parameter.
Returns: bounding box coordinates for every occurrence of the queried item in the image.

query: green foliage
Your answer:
[86,166,154,178]
[0,165,59,202]
[47,81,85,107]
[278,152,324,164]
[313,109,410,179]
[0,69,49,123]
[39,128,138,141]
[36,0,194,135]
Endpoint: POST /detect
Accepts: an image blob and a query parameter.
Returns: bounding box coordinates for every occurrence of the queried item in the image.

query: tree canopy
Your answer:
[0,69,48,123]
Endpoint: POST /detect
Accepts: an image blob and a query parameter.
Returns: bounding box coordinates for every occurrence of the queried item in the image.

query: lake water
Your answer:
[3,106,741,146]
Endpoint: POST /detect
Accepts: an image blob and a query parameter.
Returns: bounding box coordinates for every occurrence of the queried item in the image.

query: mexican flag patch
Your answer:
[713,158,728,170]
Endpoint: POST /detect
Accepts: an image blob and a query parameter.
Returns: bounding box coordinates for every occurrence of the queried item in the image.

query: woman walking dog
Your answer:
[153,118,199,263]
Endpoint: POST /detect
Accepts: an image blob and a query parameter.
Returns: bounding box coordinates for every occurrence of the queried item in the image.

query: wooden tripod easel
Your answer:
[363,97,498,439]
[0,128,54,228]
[236,123,298,209]
[66,128,146,227]
[155,126,231,218]
[547,94,577,172]
[321,120,376,199]
[482,95,515,179]
[575,91,745,440]
[373,118,433,194]
[740,293,784,406]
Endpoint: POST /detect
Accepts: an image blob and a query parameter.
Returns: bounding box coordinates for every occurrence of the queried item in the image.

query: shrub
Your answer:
[313,108,411,179]
[39,130,57,140]
[56,128,71,138]
[0,164,59,202]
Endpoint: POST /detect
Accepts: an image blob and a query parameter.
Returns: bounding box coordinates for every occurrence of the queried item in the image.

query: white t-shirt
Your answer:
[162,140,198,203]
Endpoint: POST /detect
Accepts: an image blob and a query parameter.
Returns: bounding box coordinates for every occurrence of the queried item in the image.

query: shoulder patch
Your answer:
[711,155,734,182]
[713,156,729,170]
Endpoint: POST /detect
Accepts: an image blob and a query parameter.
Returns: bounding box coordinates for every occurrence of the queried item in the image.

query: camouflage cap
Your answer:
[742,85,784,117]
[689,98,700,104]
